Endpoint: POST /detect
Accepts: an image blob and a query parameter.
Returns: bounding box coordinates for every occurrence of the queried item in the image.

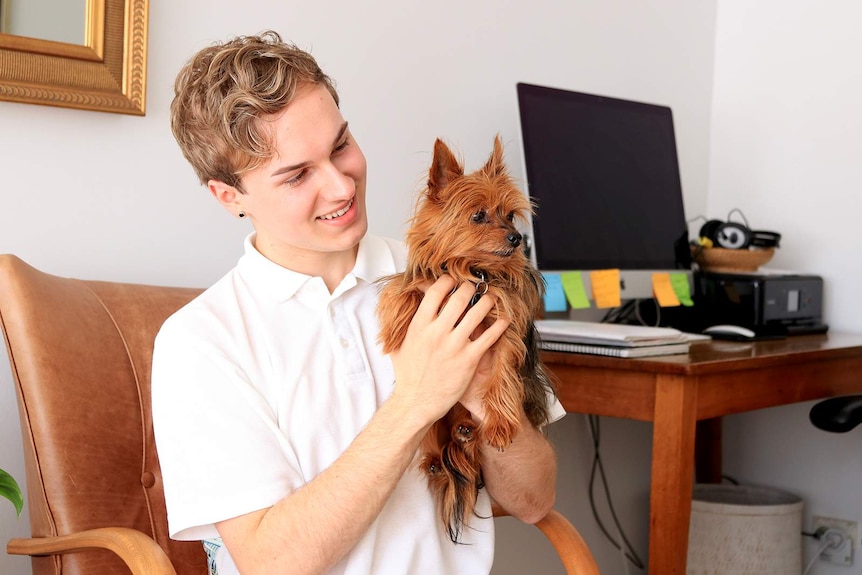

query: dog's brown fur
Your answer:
[376,135,555,543]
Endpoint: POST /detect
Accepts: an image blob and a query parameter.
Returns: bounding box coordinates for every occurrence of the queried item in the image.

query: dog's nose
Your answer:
[506,232,522,247]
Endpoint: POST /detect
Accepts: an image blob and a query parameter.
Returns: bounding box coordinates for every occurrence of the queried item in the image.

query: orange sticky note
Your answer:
[652,273,681,307]
[589,269,621,308]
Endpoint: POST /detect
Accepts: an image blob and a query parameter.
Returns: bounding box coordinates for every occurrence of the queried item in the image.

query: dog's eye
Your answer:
[472,210,487,223]
[506,211,515,222]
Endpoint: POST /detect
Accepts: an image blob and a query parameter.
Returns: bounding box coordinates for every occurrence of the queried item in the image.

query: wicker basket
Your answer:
[686,484,803,575]
[692,246,775,273]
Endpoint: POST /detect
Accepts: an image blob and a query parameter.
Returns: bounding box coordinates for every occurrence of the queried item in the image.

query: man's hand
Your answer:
[388,275,509,427]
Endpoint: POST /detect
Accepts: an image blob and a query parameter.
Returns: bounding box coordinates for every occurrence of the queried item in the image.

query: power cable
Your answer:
[586,414,646,571]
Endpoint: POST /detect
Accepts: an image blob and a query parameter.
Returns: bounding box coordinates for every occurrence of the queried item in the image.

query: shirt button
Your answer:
[329,307,336,318]
[340,338,350,348]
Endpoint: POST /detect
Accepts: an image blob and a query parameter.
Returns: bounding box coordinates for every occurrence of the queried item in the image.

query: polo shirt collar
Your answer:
[352,234,399,283]
[236,233,399,302]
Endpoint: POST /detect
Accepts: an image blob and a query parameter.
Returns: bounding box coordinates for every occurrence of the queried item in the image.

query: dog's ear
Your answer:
[428,139,463,200]
[480,134,507,178]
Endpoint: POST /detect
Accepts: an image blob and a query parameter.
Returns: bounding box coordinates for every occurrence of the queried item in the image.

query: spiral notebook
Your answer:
[540,339,690,358]
[535,319,687,347]
[536,319,691,357]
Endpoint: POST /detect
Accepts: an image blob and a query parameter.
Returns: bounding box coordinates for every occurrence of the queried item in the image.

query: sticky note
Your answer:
[561,271,591,309]
[652,273,681,307]
[589,269,621,308]
[541,272,568,312]
[670,272,695,307]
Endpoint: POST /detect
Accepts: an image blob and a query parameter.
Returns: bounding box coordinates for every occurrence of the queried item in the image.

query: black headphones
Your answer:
[699,216,781,250]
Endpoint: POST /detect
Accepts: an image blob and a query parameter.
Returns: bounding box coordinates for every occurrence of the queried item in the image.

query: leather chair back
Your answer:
[0,255,207,574]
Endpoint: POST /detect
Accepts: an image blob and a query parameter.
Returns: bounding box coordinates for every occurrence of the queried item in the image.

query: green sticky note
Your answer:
[561,271,592,309]
[670,273,694,307]
[541,273,568,312]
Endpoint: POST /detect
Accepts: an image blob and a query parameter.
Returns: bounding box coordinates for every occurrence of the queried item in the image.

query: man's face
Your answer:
[223,84,368,270]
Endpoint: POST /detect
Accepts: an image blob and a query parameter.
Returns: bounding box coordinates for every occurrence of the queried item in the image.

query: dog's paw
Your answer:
[481,419,516,451]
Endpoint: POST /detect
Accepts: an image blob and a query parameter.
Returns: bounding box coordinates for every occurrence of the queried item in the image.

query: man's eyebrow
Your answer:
[269,122,350,178]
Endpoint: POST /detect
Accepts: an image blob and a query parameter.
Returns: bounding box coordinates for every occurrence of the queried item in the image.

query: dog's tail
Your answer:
[420,409,483,544]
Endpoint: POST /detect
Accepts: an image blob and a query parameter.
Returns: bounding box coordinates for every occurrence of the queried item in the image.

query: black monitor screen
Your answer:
[516,83,689,271]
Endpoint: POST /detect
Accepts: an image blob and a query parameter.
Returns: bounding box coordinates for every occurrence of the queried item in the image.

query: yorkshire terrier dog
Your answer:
[377,135,555,543]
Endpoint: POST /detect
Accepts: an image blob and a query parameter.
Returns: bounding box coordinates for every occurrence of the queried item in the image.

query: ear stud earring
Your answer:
[238,211,246,218]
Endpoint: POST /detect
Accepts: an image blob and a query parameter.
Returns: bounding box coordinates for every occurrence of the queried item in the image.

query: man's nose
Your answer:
[324,163,355,197]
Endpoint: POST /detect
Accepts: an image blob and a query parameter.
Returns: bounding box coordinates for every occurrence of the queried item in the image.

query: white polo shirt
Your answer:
[152,234,498,574]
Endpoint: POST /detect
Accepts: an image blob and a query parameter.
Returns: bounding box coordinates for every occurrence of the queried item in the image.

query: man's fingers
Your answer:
[413,275,457,323]
[412,277,506,349]
[471,316,509,348]
[452,288,501,338]
[436,283,478,325]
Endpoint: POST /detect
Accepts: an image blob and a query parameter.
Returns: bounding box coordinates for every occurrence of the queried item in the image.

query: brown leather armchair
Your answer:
[0,254,599,574]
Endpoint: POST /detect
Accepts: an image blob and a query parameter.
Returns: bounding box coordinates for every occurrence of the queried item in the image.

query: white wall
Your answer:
[0,1,718,573]
[710,2,862,574]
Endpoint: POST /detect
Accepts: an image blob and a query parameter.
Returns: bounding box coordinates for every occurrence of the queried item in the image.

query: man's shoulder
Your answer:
[156,268,243,344]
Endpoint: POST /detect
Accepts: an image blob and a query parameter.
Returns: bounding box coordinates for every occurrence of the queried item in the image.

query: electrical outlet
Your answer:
[813,516,857,566]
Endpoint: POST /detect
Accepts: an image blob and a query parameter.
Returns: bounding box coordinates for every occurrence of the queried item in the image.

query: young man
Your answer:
[153,30,562,575]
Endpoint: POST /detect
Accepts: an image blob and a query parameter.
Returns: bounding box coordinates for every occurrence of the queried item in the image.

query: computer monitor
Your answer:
[515,82,692,304]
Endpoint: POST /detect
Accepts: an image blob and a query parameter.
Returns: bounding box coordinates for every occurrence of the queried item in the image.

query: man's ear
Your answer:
[208,179,245,218]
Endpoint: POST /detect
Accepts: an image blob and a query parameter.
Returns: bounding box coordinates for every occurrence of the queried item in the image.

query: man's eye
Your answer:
[333,138,349,153]
[472,210,486,223]
[285,170,307,187]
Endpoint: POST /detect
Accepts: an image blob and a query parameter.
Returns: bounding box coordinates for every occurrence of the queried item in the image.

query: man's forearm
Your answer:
[216,397,429,575]
[479,409,557,524]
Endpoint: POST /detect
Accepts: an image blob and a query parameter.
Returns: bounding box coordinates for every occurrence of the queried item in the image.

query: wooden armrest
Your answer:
[494,505,601,575]
[7,527,177,575]
[535,509,600,575]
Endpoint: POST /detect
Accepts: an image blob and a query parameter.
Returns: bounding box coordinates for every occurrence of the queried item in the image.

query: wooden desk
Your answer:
[544,332,862,575]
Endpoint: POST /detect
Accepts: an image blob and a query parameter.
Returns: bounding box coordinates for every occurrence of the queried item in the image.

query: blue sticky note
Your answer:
[541,272,568,312]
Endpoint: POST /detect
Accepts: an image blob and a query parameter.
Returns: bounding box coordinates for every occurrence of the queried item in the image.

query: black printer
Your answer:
[694,271,828,336]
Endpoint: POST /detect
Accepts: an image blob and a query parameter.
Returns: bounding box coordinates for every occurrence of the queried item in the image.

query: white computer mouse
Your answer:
[703,324,757,340]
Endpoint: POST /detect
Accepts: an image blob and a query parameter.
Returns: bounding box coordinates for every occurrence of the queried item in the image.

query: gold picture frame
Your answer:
[0,0,148,115]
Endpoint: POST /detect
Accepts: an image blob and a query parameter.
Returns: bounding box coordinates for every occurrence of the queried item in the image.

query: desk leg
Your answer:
[648,374,697,575]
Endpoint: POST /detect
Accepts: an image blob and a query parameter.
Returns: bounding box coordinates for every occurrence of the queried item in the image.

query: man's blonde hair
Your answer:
[170,31,339,191]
